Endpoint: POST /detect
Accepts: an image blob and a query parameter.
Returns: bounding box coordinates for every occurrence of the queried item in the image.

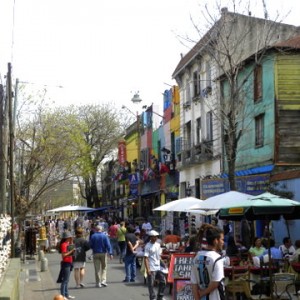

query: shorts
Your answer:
[73,262,86,269]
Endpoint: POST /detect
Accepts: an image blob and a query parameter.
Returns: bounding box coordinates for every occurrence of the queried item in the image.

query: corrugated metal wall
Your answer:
[275,54,300,110]
[275,54,300,164]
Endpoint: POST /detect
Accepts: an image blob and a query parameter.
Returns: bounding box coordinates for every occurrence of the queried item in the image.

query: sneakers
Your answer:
[80,283,85,288]
[130,279,135,282]
[123,279,129,283]
[67,296,76,299]
[101,281,107,287]
[96,283,102,288]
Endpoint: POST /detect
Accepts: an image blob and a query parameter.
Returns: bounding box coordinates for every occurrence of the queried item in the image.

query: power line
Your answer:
[11,0,17,64]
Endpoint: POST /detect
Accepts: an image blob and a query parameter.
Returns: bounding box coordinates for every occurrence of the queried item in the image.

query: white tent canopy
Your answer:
[47,205,96,213]
[189,191,252,211]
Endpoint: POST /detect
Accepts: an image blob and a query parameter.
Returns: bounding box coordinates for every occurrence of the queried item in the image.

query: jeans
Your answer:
[147,270,166,300]
[118,241,126,262]
[60,262,72,297]
[124,253,136,281]
[110,238,120,256]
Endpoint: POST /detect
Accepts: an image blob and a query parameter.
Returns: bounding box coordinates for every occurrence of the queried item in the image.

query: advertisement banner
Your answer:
[118,140,127,166]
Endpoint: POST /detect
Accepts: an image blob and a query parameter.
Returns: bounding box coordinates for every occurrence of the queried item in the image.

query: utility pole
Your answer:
[7,63,15,257]
[0,82,9,214]
[136,112,142,217]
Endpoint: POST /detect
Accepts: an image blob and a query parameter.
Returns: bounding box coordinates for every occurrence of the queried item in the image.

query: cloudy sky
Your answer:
[0,0,299,113]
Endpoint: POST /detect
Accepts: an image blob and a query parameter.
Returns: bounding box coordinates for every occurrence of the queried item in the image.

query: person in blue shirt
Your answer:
[89,225,113,287]
[262,238,283,262]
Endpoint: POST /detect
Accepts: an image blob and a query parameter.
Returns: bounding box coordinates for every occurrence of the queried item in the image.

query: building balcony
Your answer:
[180,141,214,167]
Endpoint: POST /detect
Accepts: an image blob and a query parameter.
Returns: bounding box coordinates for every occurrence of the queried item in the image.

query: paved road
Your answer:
[22,250,172,300]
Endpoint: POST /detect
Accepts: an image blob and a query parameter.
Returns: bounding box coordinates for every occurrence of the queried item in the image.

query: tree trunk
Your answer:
[85,178,93,207]
[91,173,100,207]
[0,84,8,214]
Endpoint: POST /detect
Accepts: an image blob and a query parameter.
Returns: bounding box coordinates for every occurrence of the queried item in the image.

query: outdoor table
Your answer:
[249,265,278,276]
[224,266,248,281]
[291,262,300,273]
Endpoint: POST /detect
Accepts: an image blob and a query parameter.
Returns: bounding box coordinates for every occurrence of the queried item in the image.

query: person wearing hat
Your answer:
[58,231,76,300]
[144,230,166,300]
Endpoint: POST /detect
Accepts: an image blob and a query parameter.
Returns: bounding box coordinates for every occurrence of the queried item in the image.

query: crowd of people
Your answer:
[48,214,300,300]
[53,216,169,300]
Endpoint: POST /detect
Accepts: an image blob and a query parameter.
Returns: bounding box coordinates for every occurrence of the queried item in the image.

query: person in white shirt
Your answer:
[279,237,296,259]
[144,230,166,300]
[190,223,225,300]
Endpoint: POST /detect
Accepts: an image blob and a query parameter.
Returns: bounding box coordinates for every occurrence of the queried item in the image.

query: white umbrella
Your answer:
[47,205,96,213]
[153,197,217,215]
[153,197,204,212]
[185,208,218,216]
[189,191,252,211]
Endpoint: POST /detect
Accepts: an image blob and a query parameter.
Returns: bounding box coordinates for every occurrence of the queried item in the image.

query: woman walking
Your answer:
[73,227,90,288]
[59,231,76,300]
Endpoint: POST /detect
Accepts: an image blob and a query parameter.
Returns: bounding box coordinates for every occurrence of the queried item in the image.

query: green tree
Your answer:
[67,104,124,208]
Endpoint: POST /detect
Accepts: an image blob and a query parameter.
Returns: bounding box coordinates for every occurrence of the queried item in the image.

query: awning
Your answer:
[90,205,113,212]
[141,190,160,197]
[220,164,274,178]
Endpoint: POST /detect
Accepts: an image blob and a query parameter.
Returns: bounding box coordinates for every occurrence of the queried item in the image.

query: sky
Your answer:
[1,0,300,113]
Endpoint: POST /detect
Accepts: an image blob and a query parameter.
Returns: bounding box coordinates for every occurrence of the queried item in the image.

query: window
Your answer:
[254,64,262,102]
[175,137,182,154]
[185,121,192,150]
[206,111,213,141]
[255,114,264,147]
[186,79,191,103]
[193,71,201,97]
[196,117,202,145]
[205,62,212,88]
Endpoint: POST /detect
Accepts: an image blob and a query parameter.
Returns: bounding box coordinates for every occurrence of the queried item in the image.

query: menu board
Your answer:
[167,253,195,283]
[173,279,195,300]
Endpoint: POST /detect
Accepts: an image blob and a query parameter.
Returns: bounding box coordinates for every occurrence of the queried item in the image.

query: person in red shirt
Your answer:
[108,220,120,256]
[59,231,76,300]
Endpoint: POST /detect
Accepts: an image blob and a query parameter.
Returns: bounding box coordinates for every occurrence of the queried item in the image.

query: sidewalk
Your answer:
[20,252,172,300]
[20,254,58,300]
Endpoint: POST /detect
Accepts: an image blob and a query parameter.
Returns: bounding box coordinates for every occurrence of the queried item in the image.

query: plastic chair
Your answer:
[272,273,296,299]
[226,276,271,300]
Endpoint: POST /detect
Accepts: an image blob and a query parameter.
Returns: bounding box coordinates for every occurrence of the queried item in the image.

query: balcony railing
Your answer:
[180,141,214,167]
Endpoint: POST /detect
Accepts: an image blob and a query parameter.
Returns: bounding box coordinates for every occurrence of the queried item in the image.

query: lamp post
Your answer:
[122,92,143,217]
[131,93,142,217]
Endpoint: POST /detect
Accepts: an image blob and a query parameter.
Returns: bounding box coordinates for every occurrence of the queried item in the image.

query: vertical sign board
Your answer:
[167,253,195,283]
[173,279,195,300]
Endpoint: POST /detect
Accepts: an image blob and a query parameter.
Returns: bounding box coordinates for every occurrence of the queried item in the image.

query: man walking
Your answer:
[144,230,166,300]
[90,225,113,287]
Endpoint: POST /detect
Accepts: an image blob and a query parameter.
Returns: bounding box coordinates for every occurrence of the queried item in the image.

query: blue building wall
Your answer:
[235,55,276,170]
[272,178,300,246]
